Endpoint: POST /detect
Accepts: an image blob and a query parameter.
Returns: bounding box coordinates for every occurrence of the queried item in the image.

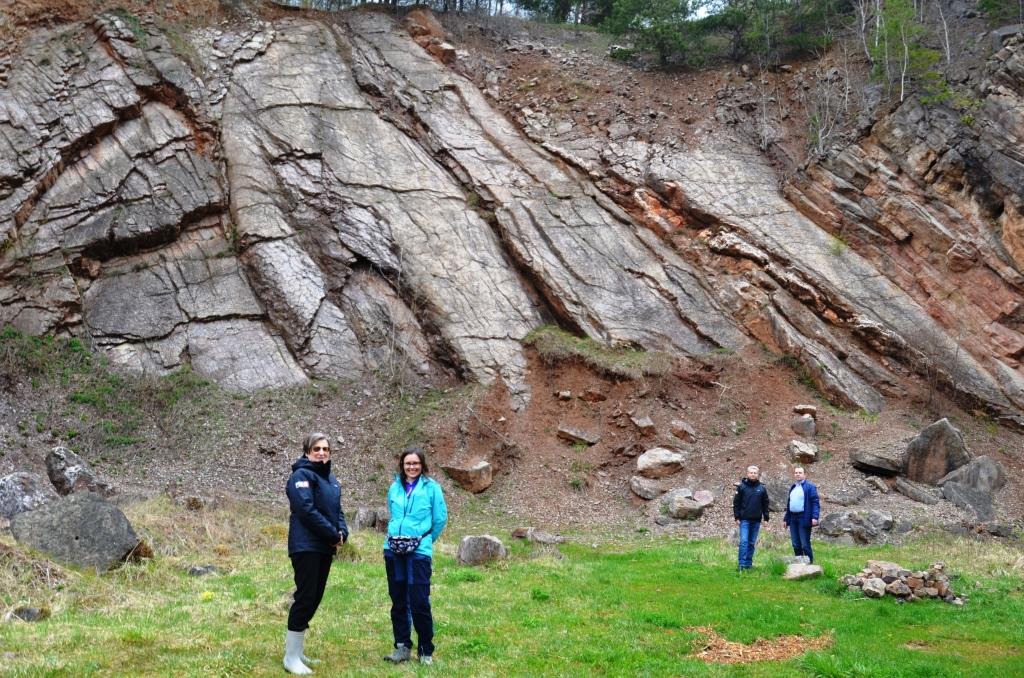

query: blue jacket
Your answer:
[286,457,348,555]
[384,475,448,558]
[783,480,820,527]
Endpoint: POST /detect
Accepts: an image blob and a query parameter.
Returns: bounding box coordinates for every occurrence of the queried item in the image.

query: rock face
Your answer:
[1,10,1023,430]
[904,419,973,484]
[10,493,141,570]
[456,534,508,565]
[0,472,58,520]
[45,447,114,497]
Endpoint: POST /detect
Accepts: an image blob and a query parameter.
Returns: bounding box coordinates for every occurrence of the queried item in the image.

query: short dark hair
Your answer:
[397,446,429,482]
[303,432,330,456]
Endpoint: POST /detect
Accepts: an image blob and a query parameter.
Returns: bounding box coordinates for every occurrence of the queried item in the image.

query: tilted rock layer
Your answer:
[1,11,1022,425]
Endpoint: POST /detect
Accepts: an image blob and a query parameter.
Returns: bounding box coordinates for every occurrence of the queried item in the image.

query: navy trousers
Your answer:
[788,517,814,563]
[384,552,434,656]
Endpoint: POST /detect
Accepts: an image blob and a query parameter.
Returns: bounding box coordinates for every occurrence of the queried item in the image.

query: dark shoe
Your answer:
[384,644,411,663]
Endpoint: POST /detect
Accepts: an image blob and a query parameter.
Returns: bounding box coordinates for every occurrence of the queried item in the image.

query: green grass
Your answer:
[523,325,672,380]
[2,499,1022,677]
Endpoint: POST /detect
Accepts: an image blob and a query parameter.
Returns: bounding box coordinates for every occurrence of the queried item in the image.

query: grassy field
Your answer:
[2,498,1023,677]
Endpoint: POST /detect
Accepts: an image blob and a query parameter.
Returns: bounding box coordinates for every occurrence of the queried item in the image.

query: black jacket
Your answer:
[286,456,348,555]
[733,478,770,522]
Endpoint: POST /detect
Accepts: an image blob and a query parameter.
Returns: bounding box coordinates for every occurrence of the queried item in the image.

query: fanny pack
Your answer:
[387,535,425,555]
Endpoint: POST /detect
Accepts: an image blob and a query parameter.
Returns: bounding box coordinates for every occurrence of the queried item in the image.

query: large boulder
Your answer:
[790,414,816,438]
[45,447,115,497]
[662,488,713,520]
[629,475,666,500]
[442,460,493,493]
[937,456,1005,494]
[904,418,972,484]
[10,493,141,570]
[818,510,893,544]
[941,482,995,521]
[850,445,905,475]
[456,535,508,566]
[788,440,818,463]
[636,448,684,478]
[0,473,58,520]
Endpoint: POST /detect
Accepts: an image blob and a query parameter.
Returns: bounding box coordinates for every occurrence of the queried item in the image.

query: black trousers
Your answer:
[288,552,333,632]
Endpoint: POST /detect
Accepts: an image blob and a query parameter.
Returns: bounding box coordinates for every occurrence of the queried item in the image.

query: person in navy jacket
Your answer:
[733,465,770,570]
[283,432,348,675]
[783,466,820,564]
[382,447,448,666]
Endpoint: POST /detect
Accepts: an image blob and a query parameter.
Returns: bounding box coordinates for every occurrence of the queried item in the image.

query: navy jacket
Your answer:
[286,456,348,556]
[783,480,820,527]
[733,478,770,522]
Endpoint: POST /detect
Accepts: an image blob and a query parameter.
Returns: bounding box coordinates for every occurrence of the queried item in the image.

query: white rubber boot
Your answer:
[284,630,313,675]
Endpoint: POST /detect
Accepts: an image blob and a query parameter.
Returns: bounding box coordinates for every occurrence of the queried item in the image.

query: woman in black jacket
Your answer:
[284,432,349,675]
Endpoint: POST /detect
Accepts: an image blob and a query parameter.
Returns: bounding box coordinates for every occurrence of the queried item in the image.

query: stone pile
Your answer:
[839,560,964,605]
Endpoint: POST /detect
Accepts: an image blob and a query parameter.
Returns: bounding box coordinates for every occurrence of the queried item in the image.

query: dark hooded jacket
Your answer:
[733,477,771,522]
[286,456,348,555]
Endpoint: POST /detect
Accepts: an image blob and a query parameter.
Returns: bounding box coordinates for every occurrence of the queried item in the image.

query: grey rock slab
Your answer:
[905,418,973,485]
[862,577,886,598]
[0,473,58,520]
[937,455,1006,493]
[10,493,140,571]
[45,447,114,497]
[456,534,508,566]
[895,477,940,505]
[941,482,995,521]
[850,445,906,475]
[186,320,308,392]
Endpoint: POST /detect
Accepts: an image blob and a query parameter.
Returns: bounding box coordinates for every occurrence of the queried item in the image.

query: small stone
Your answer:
[793,404,817,418]
[9,607,50,622]
[556,426,600,446]
[630,415,656,436]
[867,477,889,493]
[187,565,221,577]
[790,414,816,437]
[669,419,696,442]
[556,390,572,401]
[788,440,817,463]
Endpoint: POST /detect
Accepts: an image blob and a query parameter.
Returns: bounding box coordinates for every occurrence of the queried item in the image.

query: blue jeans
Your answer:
[789,518,813,563]
[384,553,434,656]
[738,520,761,569]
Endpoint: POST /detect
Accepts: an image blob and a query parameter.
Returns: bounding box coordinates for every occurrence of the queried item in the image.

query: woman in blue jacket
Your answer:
[382,447,448,666]
[284,432,348,675]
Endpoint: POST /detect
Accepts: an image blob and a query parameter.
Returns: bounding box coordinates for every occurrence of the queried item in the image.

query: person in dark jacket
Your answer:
[783,466,820,563]
[383,447,448,666]
[284,432,348,675]
[733,465,770,571]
